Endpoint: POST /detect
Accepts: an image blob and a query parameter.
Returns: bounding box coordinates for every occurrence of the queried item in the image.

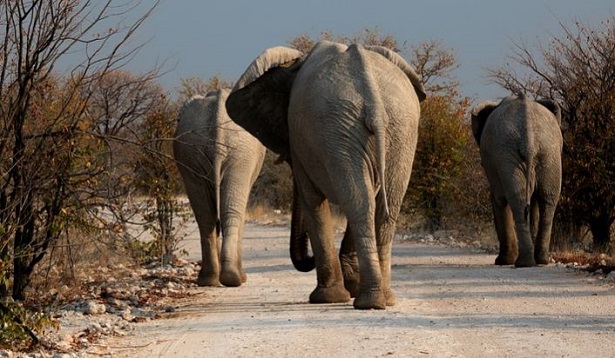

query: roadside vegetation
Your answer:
[0,1,613,352]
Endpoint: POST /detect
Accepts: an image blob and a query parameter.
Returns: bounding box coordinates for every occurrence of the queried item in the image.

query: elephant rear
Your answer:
[477,96,562,207]
[471,95,563,267]
[287,42,422,215]
[174,93,221,184]
[225,41,426,309]
[173,89,266,287]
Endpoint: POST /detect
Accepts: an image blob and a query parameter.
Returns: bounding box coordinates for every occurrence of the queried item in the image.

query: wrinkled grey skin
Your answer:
[226,41,426,309]
[173,89,265,287]
[471,95,563,267]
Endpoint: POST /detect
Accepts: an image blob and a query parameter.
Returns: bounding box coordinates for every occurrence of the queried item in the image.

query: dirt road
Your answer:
[106,223,615,358]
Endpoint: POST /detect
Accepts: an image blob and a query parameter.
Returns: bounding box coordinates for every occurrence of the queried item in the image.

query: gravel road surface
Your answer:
[105,223,615,358]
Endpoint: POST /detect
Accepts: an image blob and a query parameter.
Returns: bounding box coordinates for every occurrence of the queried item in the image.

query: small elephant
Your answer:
[226,41,426,309]
[471,94,563,267]
[173,89,266,287]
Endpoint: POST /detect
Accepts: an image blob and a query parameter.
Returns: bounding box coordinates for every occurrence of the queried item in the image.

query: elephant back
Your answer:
[363,45,426,102]
[175,88,264,163]
[483,96,561,148]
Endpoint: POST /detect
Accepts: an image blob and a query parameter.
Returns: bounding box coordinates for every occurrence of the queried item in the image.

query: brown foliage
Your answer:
[0,0,161,301]
[402,41,490,231]
[250,152,294,212]
[288,27,400,53]
[177,75,233,103]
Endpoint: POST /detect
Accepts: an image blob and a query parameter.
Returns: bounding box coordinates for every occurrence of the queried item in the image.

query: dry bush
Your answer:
[401,41,492,235]
[249,151,294,213]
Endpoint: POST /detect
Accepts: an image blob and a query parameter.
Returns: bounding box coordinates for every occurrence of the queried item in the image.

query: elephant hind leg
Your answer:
[345,216,386,310]
[196,219,221,286]
[292,160,349,304]
[512,200,536,268]
[218,217,246,288]
[219,176,252,287]
[534,200,557,265]
[376,220,397,307]
[306,199,350,304]
[339,227,359,298]
[182,175,221,287]
[336,176,386,309]
[491,195,517,265]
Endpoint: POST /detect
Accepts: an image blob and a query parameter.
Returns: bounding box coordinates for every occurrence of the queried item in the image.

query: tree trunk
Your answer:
[0,245,9,298]
[0,190,9,298]
[12,257,31,301]
[12,197,30,300]
[157,195,174,266]
[424,190,443,231]
[12,197,36,301]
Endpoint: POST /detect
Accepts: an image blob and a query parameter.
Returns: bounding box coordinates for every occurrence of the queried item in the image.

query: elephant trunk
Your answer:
[289,179,315,272]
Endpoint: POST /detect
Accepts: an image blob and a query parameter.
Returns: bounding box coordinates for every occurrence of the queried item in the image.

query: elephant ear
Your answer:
[471,100,499,145]
[226,47,305,159]
[536,98,562,127]
[363,45,427,102]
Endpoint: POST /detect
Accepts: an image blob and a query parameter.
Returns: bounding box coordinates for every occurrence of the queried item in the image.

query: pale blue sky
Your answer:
[130,0,614,102]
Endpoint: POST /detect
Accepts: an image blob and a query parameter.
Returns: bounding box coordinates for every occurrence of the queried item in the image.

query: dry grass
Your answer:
[246,204,346,232]
[551,251,615,268]
[26,236,140,308]
[245,204,290,225]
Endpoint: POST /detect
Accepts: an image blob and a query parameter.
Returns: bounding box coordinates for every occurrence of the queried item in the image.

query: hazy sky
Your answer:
[130,0,614,102]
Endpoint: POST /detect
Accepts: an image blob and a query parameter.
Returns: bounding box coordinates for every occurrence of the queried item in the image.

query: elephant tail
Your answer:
[521,104,534,222]
[524,162,531,222]
[373,112,390,220]
[348,44,390,219]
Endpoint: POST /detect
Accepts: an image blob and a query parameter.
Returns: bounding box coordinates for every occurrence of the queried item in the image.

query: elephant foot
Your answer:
[309,284,351,304]
[535,252,550,266]
[197,270,220,287]
[220,268,245,287]
[514,256,536,268]
[340,253,359,298]
[343,277,359,298]
[353,289,386,310]
[384,289,396,307]
[495,254,516,266]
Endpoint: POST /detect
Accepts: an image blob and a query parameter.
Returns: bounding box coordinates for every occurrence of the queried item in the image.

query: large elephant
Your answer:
[471,94,563,267]
[226,41,426,309]
[173,89,265,287]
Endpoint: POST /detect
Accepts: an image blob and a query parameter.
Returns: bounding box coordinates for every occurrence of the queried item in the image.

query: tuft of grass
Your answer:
[551,251,614,268]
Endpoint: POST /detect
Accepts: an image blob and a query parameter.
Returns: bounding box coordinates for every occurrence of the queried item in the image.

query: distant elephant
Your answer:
[471,94,563,267]
[226,41,426,309]
[173,89,266,287]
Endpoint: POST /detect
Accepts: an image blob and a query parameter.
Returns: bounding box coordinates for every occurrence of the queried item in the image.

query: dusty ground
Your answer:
[96,222,615,358]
